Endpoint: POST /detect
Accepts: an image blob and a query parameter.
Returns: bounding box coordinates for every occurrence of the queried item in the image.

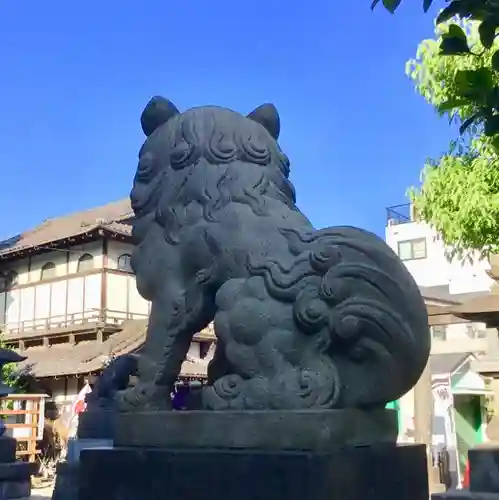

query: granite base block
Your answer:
[0,480,30,500]
[114,409,398,450]
[0,461,37,500]
[51,462,79,500]
[80,443,428,500]
[0,439,16,464]
[468,446,499,493]
[0,462,37,482]
[66,438,114,463]
[77,410,116,440]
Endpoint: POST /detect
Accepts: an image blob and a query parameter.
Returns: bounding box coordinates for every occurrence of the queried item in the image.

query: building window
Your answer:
[477,328,488,339]
[465,324,473,339]
[397,238,427,261]
[465,324,476,339]
[117,253,133,272]
[77,253,94,273]
[466,324,487,339]
[431,325,447,341]
[40,262,56,280]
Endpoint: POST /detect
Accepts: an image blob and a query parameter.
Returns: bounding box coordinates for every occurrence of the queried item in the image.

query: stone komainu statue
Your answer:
[111,96,429,412]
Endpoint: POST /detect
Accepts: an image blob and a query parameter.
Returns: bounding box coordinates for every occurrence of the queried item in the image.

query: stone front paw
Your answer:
[116,383,172,412]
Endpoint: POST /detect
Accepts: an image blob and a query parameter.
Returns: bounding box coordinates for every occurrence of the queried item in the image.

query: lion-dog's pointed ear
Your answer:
[141,96,180,137]
[247,103,280,140]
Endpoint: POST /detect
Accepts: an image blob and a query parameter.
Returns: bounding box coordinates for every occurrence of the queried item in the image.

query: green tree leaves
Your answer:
[0,334,24,392]
[479,20,497,49]
[492,49,499,70]
[407,19,499,257]
[370,0,402,13]
[374,1,499,144]
[408,147,499,259]
[371,0,434,13]
[455,68,493,97]
[441,24,470,55]
[374,0,499,256]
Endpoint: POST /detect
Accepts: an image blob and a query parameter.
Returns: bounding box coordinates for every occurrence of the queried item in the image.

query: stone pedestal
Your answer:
[52,410,115,500]
[432,445,499,499]
[52,439,114,500]
[0,436,37,499]
[77,410,116,440]
[77,409,428,500]
[80,443,428,500]
[51,462,79,500]
[113,409,399,450]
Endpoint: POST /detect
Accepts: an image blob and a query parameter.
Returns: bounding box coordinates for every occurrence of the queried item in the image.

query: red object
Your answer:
[462,459,470,489]
[73,399,86,414]
[71,382,92,417]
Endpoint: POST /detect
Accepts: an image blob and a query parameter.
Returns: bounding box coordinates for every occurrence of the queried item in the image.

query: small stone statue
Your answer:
[85,355,138,410]
[103,96,429,412]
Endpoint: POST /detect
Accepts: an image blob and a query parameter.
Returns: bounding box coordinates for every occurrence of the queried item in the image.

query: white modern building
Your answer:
[385,203,492,354]
[385,203,493,481]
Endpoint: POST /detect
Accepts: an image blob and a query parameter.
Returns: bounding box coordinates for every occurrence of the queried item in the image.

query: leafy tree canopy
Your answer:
[374,1,499,139]
[0,332,24,393]
[406,20,499,258]
[372,1,499,259]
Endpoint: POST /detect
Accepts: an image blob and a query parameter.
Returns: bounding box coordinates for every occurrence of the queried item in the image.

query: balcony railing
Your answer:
[386,203,412,226]
[0,308,149,336]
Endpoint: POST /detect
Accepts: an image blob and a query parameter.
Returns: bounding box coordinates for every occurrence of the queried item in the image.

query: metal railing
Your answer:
[386,203,413,226]
[1,308,149,336]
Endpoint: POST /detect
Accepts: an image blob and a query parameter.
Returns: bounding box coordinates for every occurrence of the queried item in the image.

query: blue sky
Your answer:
[0,0,454,240]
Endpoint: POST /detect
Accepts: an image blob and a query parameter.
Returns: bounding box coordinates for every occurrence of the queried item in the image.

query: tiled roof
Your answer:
[18,319,212,379]
[0,198,133,258]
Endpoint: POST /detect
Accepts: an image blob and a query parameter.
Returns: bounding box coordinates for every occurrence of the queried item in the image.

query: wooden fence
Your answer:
[0,394,46,462]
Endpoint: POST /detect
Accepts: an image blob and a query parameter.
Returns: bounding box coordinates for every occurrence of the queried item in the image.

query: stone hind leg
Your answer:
[154,328,193,391]
[116,330,192,412]
[207,339,232,384]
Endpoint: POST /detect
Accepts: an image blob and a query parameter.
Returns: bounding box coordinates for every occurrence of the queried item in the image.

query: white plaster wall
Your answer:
[107,241,134,270]
[29,240,103,280]
[0,241,103,286]
[107,273,149,319]
[4,289,20,326]
[128,275,149,315]
[67,241,103,274]
[188,342,200,358]
[0,240,106,329]
[46,378,80,406]
[1,274,102,331]
[107,273,127,314]
[431,323,488,355]
[385,221,492,293]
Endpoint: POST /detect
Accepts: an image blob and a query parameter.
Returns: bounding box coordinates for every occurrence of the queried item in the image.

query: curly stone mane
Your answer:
[122,96,430,412]
[131,104,295,245]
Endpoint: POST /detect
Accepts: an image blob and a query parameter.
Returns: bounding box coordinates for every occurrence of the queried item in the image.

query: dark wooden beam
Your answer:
[100,237,108,319]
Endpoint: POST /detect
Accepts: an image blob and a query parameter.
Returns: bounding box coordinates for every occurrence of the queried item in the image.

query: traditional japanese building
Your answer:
[0,198,215,411]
